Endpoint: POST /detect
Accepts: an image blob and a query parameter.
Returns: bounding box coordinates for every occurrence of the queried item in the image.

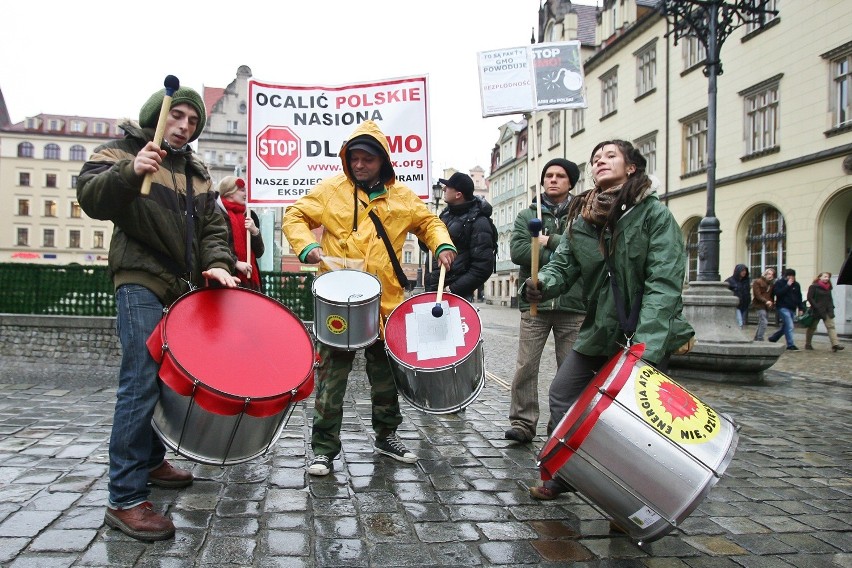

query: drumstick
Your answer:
[528,218,543,317]
[432,264,447,317]
[246,207,252,279]
[141,75,180,196]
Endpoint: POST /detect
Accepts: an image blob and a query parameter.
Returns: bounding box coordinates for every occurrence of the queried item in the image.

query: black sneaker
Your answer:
[308,455,333,476]
[374,433,417,463]
[787,345,800,351]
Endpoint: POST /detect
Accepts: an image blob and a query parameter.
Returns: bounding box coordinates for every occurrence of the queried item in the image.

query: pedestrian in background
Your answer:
[425,172,495,302]
[77,85,238,541]
[504,158,585,444]
[522,139,694,500]
[768,268,805,350]
[725,264,751,328]
[805,271,845,352]
[216,176,264,291]
[751,267,776,341]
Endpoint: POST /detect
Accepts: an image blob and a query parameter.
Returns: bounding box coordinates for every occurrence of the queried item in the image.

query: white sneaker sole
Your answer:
[374,446,418,464]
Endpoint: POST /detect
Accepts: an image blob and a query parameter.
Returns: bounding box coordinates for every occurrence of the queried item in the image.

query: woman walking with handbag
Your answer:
[805,272,845,352]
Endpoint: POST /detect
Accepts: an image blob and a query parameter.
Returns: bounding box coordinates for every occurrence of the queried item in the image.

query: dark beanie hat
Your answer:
[540,158,580,188]
[139,86,207,143]
[439,172,475,200]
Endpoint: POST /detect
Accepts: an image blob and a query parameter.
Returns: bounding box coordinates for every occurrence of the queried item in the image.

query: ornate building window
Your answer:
[18,141,34,158]
[44,143,61,160]
[682,111,708,174]
[600,67,618,117]
[70,145,87,161]
[741,76,781,156]
[684,220,700,283]
[635,41,657,97]
[746,206,785,275]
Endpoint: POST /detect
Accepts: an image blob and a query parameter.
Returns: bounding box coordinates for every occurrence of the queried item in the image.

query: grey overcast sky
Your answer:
[1,0,598,176]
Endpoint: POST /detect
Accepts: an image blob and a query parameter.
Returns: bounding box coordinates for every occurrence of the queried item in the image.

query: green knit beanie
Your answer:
[138,86,206,143]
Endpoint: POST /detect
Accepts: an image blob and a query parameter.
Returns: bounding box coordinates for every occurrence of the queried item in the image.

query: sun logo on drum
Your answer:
[326,315,347,335]
[656,381,698,420]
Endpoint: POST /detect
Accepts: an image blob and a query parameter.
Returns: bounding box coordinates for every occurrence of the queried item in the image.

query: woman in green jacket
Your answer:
[524,139,694,500]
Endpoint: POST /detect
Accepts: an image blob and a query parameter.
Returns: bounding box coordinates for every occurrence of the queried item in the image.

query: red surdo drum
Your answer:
[537,343,739,544]
[384,292,484,414]
[146,287,315,466]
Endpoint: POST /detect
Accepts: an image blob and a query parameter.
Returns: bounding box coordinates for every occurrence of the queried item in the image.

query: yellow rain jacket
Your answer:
[283,120,453,322]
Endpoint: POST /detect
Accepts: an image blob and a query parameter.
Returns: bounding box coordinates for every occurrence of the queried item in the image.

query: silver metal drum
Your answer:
[384,292,485,414]
[312,269,381,350]
[537,343,739,544]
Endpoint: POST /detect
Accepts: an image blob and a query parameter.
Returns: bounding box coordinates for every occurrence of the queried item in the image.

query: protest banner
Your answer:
[477,41,586,117]
[247,76,431,205]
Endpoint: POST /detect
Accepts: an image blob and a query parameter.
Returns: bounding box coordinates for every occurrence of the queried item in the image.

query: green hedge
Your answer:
[0,263,315,321]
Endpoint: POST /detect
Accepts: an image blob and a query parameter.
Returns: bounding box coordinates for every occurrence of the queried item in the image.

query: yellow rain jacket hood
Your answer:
[283,120,453,322]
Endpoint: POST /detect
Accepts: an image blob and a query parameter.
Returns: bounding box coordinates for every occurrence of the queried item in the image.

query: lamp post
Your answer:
[660,0,783,383]
[659,0,777,282]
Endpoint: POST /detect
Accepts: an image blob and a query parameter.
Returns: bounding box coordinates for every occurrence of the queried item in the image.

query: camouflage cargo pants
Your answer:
[312,342,403,458]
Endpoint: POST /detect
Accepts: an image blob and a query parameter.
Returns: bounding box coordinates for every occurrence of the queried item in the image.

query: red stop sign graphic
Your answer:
[256,126,301,170]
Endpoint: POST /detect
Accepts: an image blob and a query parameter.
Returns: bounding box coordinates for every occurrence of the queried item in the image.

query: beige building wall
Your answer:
[0,118,122,264]
[533,0,852,333]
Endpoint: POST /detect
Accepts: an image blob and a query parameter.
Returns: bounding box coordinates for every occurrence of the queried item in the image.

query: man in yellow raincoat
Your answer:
[284,120,456,476]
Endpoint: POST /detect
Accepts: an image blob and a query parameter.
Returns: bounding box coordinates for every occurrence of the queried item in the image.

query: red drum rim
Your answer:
[537,343,646,480]
[384,292,482,369]
[147,288,315,417]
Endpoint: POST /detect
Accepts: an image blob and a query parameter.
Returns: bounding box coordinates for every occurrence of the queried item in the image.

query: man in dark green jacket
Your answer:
[77,86,238,542]
[505,158,585,444]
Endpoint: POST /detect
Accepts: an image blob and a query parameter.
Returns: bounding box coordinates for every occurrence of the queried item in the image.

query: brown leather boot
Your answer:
[148,460,193,488]
[104,502,175,541]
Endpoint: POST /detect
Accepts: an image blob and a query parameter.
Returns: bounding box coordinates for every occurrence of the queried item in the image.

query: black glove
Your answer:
[523,278,543,302]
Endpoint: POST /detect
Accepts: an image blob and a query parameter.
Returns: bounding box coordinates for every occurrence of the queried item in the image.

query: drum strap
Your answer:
[366,209,409,290]
[603,247,642,344]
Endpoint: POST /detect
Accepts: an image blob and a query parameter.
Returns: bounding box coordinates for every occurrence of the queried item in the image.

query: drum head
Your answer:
[313,269,381,304]
[384,292,482,369]
[160,288,314,401]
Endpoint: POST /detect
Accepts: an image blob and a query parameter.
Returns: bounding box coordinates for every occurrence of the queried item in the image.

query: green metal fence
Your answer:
[0,263,315,321]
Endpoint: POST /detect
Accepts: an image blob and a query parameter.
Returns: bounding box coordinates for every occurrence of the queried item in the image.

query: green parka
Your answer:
[533,192,694,365]
[77,122,234,305]
[511,196,585,314]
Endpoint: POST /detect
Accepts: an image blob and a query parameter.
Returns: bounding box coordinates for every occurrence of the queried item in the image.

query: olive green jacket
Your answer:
[77,123,234,305]
[511,197,585,314]
[532,192,694,365]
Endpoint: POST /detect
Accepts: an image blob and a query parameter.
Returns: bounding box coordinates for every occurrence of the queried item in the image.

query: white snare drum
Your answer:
[312,269,381,350]
[537,343,739,544]
[384,292,484,414]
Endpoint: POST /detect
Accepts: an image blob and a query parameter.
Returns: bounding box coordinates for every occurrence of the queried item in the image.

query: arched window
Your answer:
[746,206,785,276]
[684,220,700,283]
[17,142,34,158]
[70,145,87,161]
[44,143,61,160]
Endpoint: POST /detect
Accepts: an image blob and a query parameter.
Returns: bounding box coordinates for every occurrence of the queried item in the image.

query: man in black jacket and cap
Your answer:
[425,172,495,301]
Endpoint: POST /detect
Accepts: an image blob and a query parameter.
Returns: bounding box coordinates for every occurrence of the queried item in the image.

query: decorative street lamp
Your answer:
[659,0,776,282]
[422,181,444,287]
[659,0,783,384]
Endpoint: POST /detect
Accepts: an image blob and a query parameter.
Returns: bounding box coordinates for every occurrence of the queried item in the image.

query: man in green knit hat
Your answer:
[77,85,239,542]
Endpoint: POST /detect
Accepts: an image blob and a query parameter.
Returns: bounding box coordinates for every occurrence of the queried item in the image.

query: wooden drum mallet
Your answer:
[141,75,180,196]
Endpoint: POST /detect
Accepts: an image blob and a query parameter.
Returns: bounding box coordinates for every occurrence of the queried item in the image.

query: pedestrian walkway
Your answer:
[0,304,849,567]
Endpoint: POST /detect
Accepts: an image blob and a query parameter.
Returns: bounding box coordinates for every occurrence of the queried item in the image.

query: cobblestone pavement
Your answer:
[0,303,849,567]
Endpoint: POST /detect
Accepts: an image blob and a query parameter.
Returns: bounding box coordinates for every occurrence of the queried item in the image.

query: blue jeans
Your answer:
[735,308,748,328]
[109,285,167,509]
[769,307,795,347]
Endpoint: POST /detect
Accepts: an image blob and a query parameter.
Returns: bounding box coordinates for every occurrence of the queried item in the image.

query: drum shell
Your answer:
[385,292,485,414]
[153,387,293,465]
[312,270,381,350]
[539,345,738,543]
[147,287,315,466]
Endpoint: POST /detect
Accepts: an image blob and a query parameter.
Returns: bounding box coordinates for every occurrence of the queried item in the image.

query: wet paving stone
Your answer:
[0,306,848,567]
